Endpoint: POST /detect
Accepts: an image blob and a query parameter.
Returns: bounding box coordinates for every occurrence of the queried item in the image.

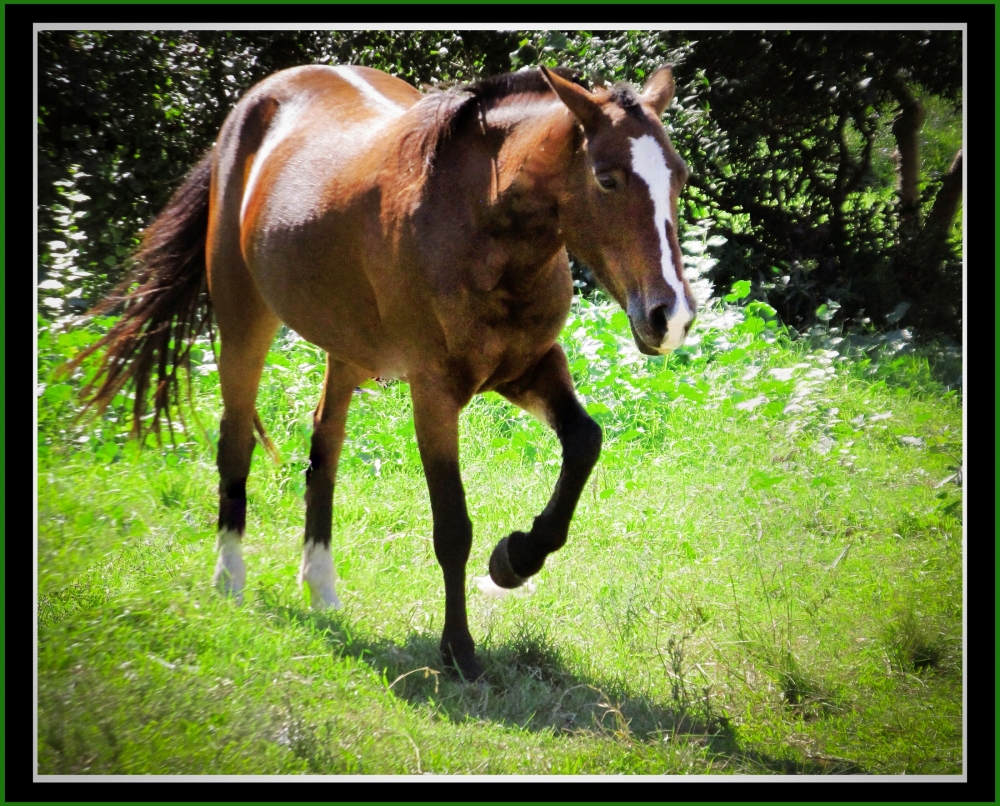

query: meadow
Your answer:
[36,264,963,775]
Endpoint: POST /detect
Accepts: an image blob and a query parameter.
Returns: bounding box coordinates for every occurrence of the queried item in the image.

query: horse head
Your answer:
[542,65,696,355]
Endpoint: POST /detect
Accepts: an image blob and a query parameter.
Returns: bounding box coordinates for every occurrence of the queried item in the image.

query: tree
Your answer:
[677,30,963,338]
[37,29,962,339]
[37,30,520,314]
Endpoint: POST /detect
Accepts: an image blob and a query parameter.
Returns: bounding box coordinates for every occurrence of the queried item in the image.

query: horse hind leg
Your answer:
[490,344,602,589]
[299,357,365,609]
[212,295,280,603]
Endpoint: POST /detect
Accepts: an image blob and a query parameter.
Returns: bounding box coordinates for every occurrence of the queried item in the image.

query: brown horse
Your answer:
[73,64,696,681]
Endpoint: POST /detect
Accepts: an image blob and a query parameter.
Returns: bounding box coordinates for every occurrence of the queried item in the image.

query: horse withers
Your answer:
[72,63,696,681]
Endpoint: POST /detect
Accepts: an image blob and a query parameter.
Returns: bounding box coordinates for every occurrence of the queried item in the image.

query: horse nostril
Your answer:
[648,304,668,341]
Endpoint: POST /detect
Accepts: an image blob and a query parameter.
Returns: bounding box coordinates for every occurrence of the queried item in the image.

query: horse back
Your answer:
[206,66,427,364]
[220,65,421,232]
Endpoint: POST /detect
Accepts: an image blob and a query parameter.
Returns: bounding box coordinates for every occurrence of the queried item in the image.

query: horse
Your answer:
[71,63,696,681]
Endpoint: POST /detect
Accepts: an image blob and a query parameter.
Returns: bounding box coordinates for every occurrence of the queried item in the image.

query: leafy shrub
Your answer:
[40,30,961,337]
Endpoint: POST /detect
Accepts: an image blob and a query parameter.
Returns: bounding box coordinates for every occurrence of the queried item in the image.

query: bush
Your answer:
[38,30,962,338]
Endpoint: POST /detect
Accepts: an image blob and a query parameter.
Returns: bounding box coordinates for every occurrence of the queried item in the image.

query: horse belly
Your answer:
[245,211,388,373]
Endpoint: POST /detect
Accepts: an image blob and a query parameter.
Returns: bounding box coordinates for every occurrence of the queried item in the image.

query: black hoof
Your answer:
[441,645,485,683]
[489,534,530,589]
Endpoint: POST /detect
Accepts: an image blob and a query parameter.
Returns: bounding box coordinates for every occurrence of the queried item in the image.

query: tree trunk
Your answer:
[889,78,926,220]
[924,150,963,238]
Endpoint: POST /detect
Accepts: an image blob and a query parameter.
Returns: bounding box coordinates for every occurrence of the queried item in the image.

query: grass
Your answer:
[35,286,963,776]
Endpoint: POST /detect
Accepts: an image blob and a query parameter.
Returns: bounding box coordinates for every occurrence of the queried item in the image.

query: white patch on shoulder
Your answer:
[299,542,342,610]
[214,528,246,604]
[473,574,537,599]
[629,134,693,352]
[330,66,406,115]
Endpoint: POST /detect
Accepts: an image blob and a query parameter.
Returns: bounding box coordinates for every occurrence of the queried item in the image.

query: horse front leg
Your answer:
[409,377,483,682]
[491,344,603,588]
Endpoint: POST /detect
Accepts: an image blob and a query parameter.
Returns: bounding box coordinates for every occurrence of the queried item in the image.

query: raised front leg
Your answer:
[409,377,482,681]
[491,344,603,587]
[301,357,366,609]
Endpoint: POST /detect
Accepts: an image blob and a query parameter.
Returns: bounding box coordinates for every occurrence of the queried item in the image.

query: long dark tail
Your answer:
[64,151,215,441]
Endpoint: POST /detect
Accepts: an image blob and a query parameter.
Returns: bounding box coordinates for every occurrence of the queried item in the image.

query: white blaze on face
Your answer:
[300,542,342,610]
[629,134,693,352]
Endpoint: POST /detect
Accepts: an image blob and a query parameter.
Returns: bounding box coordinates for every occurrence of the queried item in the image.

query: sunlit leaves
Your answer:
[724,280,751,302]
[747,471,785,490]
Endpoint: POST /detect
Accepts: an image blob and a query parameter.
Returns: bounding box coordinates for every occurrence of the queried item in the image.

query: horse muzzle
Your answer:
[627,292,695,355]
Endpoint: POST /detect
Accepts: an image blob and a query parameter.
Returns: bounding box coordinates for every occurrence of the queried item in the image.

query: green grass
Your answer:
[36,291,963,775]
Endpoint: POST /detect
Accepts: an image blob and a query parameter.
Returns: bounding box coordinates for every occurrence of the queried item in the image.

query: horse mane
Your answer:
[465,66,589,109]
[608,81,640,110]
[395,67,590,186]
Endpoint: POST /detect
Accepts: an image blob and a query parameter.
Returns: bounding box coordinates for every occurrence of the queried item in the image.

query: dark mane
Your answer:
[451,66,591,134]
[399,68,590,179]
[466,66,589,108]
[608,81,640,110]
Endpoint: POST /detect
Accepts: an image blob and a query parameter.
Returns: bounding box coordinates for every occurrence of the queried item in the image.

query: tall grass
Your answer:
[36,280,963,775]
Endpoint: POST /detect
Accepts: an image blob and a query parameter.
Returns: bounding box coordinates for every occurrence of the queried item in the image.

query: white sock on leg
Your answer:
[214,528,246,604]
[299,542,342,610]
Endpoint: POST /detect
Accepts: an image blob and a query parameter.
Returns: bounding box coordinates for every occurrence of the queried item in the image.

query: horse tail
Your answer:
[254,410,280,464]
[63,149,216,442]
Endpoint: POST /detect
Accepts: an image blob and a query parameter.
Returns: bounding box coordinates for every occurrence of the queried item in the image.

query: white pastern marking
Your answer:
[330,66,406,115]
[214,529,246,603]
[629,134,692,352]
[474,574,537,600]
[300,542,342,610]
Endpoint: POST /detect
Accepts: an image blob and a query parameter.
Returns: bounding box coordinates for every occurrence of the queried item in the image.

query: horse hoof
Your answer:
[442,649,485,683]
[488,535,529,589]
[300,542,342,610]
[214,529,246,604]
[304,580,342,610]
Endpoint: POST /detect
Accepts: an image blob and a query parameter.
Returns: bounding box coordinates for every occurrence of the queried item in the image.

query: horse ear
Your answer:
[540,65,602,131]
[640,65,675,117]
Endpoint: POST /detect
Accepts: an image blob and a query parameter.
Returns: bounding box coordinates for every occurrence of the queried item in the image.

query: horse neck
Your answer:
[465,104,576,279]
[485,98,576,201]
[405,97,580,289]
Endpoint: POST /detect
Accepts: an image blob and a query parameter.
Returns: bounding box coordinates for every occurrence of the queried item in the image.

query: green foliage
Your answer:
[37,280,962,774]
[39,30,961,337]
[881,604,956,676]
[37,30,520,314]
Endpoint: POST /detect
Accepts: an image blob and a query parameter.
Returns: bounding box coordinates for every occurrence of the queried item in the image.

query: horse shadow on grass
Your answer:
[260,591,866,775]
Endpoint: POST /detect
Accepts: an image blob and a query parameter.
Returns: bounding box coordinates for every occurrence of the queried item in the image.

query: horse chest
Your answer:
[431,275,569,389]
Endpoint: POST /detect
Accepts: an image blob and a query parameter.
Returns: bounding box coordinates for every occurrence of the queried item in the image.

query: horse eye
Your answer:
[596,172,619,192]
